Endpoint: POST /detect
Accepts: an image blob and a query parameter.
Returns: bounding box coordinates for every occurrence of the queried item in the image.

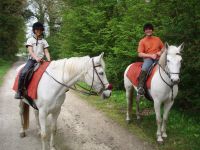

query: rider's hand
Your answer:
[151,54,157,59]
[36,57,42,62]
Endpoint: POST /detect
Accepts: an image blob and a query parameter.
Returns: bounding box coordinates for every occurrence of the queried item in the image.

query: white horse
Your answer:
[124,43,183,143]
[18,53,112,150]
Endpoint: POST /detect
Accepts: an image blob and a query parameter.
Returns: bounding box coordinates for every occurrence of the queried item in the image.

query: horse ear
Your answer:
[95,52,104,63]
[100,52,104,59]
[98,52,104,62]
[178,42,184,52]
[165,42,169,50]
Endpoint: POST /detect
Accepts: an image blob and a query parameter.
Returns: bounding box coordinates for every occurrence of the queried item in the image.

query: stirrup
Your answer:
[14,92,23,99]
[137,87,145,96]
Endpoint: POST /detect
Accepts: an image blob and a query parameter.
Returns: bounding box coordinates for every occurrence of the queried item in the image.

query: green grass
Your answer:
[0,58,12,85]
[78,89,200,150]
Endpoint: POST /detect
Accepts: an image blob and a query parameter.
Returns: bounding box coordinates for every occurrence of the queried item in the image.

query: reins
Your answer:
[44,58,107,96]
[158,62,180,101]
[44,70,97,95]
[158,64,174,101]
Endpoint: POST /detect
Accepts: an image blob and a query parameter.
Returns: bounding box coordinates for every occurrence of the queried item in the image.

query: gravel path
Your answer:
[0,61,155,150]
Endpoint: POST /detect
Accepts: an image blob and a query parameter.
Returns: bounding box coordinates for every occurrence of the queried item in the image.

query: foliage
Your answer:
[80,90,200,150]
[42,0,200,111]
[0,58,12,85]
[0,0,26,59]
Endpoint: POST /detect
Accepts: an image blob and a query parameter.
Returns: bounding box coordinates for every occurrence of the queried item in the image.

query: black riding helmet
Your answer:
[143,23,154,31]
[32,22,44,33]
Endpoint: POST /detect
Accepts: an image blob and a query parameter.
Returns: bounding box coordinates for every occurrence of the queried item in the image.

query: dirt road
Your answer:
[0,61,155,150]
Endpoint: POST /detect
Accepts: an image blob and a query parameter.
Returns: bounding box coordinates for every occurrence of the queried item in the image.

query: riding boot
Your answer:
[14,78,24,99]
[137,70,147,95]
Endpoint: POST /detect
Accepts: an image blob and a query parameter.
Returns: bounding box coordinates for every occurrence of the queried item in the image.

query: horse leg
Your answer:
[154,101,163,143]
[39,109,48,150]
[136,94,141,120]
[126,86,133,123]
[50,109,61,150]
[161,100,174,138]
[19,100,26,137]
[34,109,41,136]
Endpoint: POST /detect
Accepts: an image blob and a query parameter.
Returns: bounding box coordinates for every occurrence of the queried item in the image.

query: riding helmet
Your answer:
[32,22,44,33]
[143,23,154,31]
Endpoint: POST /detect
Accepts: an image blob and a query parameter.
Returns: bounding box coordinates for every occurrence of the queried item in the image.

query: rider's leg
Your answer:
[15,59,37,99]
[137,58,154,95]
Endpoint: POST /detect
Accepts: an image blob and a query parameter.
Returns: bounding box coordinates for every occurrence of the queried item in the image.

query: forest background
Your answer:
[1,0,199,111]
[1,0,200,149]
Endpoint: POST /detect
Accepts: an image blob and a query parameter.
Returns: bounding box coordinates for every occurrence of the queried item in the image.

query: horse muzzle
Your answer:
[101,90,112,99]
[171,78,180,85]
[100,83,113,99]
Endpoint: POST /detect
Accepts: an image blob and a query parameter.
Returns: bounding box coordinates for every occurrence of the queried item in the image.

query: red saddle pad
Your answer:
[126,62,157,89]
[13,62,50,100]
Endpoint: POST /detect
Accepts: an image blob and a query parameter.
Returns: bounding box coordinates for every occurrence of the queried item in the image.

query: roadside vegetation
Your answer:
[79,90,200,150]
[0,59,12,85]
[1,0,199,149]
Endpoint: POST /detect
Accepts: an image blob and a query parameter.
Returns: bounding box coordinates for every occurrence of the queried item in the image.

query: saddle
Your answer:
[13,61,51,110]
[22,63,40,109]
[126,62,158,101]
[23,63,40,92]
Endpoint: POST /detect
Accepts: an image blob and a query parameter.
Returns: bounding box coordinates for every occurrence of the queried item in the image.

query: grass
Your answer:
[77,88,200,150]
[0,58,12,86]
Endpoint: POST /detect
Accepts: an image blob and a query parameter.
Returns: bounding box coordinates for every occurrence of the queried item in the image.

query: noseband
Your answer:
[158,53,182,100]
[86,58,109,95]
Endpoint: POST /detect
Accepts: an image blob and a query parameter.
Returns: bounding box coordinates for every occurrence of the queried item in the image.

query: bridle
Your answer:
[158,53,182,101]
[45,58,110,96]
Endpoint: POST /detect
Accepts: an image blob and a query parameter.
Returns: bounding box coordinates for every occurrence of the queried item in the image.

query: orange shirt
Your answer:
[138,36,164,54]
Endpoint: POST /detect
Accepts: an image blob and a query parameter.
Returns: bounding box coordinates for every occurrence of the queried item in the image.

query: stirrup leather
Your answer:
[137,87,145,95]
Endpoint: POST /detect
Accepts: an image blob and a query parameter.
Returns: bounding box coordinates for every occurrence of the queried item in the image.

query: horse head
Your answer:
[159,42,184,84]
[84,53,112,99]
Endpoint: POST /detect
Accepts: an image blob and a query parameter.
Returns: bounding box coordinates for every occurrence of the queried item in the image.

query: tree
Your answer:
[0,0,26,59]
[42,0,200,110]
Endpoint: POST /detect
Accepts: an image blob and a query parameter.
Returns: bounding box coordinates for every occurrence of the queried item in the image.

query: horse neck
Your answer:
[158,49,167,69]
[156,50,173,86]
[63,56,91,85]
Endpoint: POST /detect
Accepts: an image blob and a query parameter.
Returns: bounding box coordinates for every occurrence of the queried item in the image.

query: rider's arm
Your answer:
[28,46,41,62]
[44,48,51,61]
[156,48,164,57]
[138,52,157,59]
[43,39,50,61]
[156,39,164,57]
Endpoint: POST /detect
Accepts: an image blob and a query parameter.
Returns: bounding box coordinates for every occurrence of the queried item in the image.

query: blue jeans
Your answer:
[18,59,37,91]
[142,58,157,72]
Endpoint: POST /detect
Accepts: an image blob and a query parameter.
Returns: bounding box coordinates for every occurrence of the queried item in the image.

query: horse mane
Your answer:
[64,56,91,75]
[49,56,90,78]
[158,47,167,68]
[49,55,106,81]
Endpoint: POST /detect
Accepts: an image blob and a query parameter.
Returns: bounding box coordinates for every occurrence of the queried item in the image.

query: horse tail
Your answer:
[20,101,29,130]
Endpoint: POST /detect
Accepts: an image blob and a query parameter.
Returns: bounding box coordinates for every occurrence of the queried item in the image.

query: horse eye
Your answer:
[99,72,104,76]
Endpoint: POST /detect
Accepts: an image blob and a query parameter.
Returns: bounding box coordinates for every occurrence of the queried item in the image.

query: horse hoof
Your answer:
[162,133,167,138]
[157,140,164,145]
[126,119,131,124]
[157,137,164,144]
[20,132,26,138]
[51,146,57,150]
[137,116,141,120]
[37,131,41,137]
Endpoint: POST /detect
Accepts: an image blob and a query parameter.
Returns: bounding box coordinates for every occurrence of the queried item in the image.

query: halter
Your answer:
[45,58,111,96]
[158,52,181,101]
